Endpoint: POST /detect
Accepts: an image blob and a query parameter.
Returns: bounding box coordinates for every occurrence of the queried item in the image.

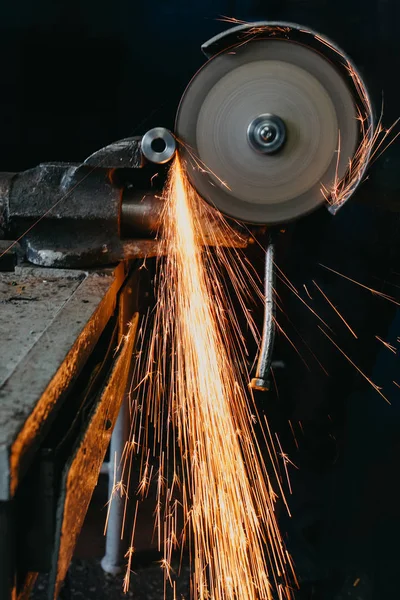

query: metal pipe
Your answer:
[250,239,275,391]
[101,396,130,575]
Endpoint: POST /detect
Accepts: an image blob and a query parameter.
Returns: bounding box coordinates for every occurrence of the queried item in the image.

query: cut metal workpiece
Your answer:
[141,127,177,164]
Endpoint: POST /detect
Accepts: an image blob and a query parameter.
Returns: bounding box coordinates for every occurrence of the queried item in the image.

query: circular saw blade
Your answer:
[175,38,359,224]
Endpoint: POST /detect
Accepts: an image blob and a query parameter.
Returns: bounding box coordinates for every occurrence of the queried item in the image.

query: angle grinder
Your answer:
[174,21,373,225]
[174,22,374,390]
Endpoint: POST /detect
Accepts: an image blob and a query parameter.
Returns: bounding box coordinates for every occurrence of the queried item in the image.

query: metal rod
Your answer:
[250,239,275,391]
[120,191,164,237]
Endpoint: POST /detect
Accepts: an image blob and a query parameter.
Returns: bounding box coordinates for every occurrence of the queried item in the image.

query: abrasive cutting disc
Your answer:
[175,38,359,224]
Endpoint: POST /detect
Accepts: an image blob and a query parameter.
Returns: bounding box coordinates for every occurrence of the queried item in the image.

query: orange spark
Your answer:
[320,264,400,306]
[313,280,358,338]
[119,156,295,599]
[376,336,397,354]
[288,420,299,451]
[319,326,390,405]
[158,156,293,599]
[303,284,313,300]
[275,265,333,332]
[123,501,139,593]
[104,452,128,535]
[275,433,299,495]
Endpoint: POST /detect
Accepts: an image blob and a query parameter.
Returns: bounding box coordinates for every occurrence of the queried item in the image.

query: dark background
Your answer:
[1,0,399,174]
[4,1,400,598]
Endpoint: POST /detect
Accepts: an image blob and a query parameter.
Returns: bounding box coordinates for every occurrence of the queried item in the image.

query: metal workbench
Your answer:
[0,261,145,599]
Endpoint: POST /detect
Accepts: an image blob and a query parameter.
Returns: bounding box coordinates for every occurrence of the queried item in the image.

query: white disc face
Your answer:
[176,39,358,224]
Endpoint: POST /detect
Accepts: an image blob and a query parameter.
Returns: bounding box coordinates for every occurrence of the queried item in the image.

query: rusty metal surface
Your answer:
[0,264,146,600]
[0,267,85,386]
[0,262,126,500]
[49,313,139,600]
[0,153,159,268]
[0,132,249,269]
[4,163,123,269]
[83,136,143,169]
[8,164,119,223]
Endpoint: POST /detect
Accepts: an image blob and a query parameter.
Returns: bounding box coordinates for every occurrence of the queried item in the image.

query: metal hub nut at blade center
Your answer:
[247,114,287,154]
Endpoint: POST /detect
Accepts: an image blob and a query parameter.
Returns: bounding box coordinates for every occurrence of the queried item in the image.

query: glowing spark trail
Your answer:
[376,336,396,354]
[312,280,358,338]
[123,156,295,599]
[320,264,400,306]
[319,326,391,405]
